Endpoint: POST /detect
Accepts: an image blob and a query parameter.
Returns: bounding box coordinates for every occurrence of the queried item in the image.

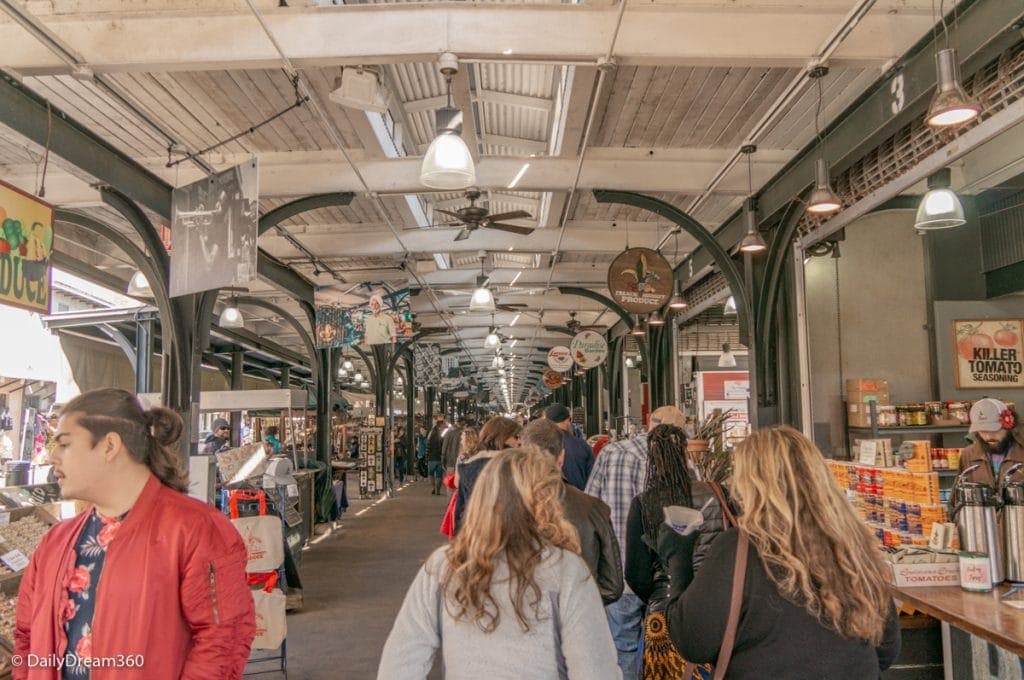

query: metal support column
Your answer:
[280,365,290,388]
[230,351,244,447]
[134,318,154,395]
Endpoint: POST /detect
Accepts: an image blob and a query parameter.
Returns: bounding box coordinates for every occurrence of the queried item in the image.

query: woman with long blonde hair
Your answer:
[661,426,900,679]
[379,448,621,679]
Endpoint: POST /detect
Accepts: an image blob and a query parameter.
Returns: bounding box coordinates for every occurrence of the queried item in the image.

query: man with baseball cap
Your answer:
[544,403,594,490]
[584,405,686,680]
[959,397,1024,488]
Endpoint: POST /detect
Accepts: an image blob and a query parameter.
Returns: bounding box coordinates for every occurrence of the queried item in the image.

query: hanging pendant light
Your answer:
[126,270,152,297]
[807,158,842,214]
[218,300,244,329]
[485,328,500,348]
[647,310,665,326]
[668,280,688,310]
[625,357,635,368]
[739,145,767,253]
[806,66,842,215]
[630,314,646,336]
[915,167,966,230]
[469,254,495,313]
[338,367,349,378]
[724,296,737,315]
[718,343,738,368]
[927,48,981,127]
[354,372,364,382]
[420,53,476,190]
[341,354,354,371]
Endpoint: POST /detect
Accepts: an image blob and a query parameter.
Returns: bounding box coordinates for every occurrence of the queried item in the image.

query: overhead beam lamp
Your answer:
[647,310,665,327]
[469,254,495,313]
[353,372,364,382]
[724,296,737,315]
[718,342,738,368]
[126,270,152,297]
[806,66,842,215]
[630,314,646,336]
[927,48,981,127]
[361,381,370,389]
[668,281,688,310]
[342,355,354,371]
[625,357,635,368]
[420,53,476,190]
[739,145,767,253]
[338,367,349,378]
[915,167,966,231]
[218,301,244,329]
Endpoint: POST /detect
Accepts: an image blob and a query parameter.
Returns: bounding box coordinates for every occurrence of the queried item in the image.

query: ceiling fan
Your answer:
[544,311,604,336]
[434,190,535,242]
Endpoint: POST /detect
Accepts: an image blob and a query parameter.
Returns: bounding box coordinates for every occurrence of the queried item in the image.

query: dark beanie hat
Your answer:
[544,404,571,423]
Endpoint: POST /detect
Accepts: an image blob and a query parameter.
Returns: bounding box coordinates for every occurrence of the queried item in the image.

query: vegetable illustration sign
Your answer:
[953,320,1024,389]
[0,180,52,313]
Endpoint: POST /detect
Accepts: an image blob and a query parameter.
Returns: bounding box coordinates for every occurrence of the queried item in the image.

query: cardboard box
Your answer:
[889,561,960,587]
[847,388,891,405]
[847,378,890,393]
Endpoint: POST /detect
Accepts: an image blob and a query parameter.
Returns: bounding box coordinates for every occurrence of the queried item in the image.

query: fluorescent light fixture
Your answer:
[433,253,449,270]
[511,339,518,348]
[915,167,966,230]
[218,304,244,329]
[508,163,530,189]
[510,313,521,326]
[927,48,981,127]
[510,271,522,286]
[126,270,152,297]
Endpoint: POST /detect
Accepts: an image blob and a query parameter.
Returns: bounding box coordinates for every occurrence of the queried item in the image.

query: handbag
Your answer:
[229,490,285,572]
[251,587,287,650]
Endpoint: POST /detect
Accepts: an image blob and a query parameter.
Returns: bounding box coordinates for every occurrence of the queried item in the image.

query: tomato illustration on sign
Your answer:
[957,323,995,361]
[995,323,1020,347]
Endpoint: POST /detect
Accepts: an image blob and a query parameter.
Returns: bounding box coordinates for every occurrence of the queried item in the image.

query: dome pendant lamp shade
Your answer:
[927,49,981,128]
[915,168,966,231]
[668,280,688,310]
[647,310,665,326]
[469,284,495,312]
[126,270,153,297]
[219,303,244,329]
[420,105,476,190]
[718,343,737,368]
[630,314,646,336]
[807,158,842,214]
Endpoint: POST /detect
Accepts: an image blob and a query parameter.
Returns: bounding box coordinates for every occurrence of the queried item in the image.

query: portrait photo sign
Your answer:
[170,160,258,297]
[953,319,1024,389]
[0,180,52,313]
[607,247,673,313]
[547,346,574,372]
[315,288,413,348]
[570,331,608,369]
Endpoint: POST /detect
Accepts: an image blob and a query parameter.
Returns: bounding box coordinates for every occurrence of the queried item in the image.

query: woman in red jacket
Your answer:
[15,388,255,679]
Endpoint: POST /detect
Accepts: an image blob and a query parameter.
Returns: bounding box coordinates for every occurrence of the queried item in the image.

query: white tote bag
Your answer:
[251,588,287,650]
[231,515,285,572]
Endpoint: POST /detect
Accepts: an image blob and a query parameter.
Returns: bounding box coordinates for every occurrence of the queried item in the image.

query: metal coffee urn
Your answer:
[951,463,1004,584]
[1002,463,1024,583]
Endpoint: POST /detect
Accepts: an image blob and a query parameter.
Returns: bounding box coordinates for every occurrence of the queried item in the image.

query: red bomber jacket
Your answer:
[14,474,256,679]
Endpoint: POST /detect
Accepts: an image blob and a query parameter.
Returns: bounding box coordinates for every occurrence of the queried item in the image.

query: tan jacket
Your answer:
[958,428,1024,489]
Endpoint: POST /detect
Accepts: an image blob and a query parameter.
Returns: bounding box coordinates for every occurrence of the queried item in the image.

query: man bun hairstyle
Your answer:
[62,388,189,493]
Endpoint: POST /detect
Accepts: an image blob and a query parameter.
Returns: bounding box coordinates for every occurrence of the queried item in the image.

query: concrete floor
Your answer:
[278,477,449,680]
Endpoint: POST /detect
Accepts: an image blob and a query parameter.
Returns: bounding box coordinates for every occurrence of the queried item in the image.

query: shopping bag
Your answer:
[231,515,284,572]
[251,587,287,650]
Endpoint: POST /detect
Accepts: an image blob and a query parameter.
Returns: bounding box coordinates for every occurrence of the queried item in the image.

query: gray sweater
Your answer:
[378,546,622,680]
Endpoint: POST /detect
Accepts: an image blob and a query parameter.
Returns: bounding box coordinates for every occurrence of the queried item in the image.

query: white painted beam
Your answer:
[1,4,935,74]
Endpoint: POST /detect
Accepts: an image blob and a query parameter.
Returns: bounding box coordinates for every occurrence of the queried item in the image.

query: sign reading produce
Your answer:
[607,247,672,313]
[547,346,574,372]
[570,331,608,369]
[953,320,1024,389]
[0,180,52,314]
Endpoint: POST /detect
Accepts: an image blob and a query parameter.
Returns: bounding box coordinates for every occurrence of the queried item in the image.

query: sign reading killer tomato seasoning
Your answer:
[607,247,673,313]
[953,320,1024,389]
[0,180,53,314]
[570,331,608,369]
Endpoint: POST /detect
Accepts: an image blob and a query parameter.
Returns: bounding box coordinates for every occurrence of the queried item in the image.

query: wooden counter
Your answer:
[892,584,1024,657]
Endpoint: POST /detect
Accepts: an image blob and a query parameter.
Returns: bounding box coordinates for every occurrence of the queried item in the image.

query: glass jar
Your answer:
[877,405,898,427]
[947,401,970,424]
[905,404,928,426]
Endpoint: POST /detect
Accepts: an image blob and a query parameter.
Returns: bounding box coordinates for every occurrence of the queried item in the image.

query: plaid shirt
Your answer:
[584,432,649,572]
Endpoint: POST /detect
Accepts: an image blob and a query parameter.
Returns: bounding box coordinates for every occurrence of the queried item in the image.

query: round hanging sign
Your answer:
[570,331,608,369]
[607,247,673,313]
[542,370,564,389]
[547,346,574,372]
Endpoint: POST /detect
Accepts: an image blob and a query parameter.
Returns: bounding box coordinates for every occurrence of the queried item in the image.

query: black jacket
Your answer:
[441,426,463,468]
[426,425,445,462]
[561,483,623,606]
[667,529,901,679]
[625,480,728,612]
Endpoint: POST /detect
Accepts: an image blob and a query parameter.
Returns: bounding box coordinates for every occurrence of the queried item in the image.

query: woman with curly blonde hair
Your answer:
[660,426,900,679]
[379,448,621,679]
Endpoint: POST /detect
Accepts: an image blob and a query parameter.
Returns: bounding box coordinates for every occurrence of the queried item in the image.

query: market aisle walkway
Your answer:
[284,478,449,680]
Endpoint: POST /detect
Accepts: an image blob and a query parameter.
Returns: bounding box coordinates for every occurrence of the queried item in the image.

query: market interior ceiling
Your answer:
[0,0,1001,404]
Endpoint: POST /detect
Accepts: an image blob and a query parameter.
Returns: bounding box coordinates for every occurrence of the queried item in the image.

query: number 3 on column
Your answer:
[890,74,905,116]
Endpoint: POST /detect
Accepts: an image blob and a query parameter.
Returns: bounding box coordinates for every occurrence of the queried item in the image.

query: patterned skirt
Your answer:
[642,611,712,680]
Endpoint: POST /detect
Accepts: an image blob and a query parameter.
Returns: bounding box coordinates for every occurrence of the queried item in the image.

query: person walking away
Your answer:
[16,388,255,679]
[453,417,522,535]
[585,405,688,680]
[416,425,428,479]
[659,426,900,679]
[378,448,621,680]
[440,427,480,539]
[624,424,729,679]
[544,404,594,490]
[202,417,231,454]
[957,398,1024,488]
[394,427,408,485]
[522,418,623,605]
[441,417,466,476]
[426,417,446,495]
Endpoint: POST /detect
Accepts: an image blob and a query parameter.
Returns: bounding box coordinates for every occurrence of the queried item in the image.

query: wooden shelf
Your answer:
[848,425,970,436]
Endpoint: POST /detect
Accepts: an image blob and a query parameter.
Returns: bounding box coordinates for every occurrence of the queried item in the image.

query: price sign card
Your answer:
[1,549,29,572]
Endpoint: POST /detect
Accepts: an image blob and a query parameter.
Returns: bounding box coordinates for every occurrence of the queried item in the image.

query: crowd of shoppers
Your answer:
[384,406,901,680]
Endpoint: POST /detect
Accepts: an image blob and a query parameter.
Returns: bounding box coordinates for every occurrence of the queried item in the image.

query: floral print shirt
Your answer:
[60,510,125,678]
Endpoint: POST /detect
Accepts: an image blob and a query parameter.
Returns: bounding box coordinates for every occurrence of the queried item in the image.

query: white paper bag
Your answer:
[251,588,287,649]
[231,515,284,572]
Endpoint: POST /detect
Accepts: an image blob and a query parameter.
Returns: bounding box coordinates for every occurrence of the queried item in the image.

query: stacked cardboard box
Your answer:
[846,378,891,428]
